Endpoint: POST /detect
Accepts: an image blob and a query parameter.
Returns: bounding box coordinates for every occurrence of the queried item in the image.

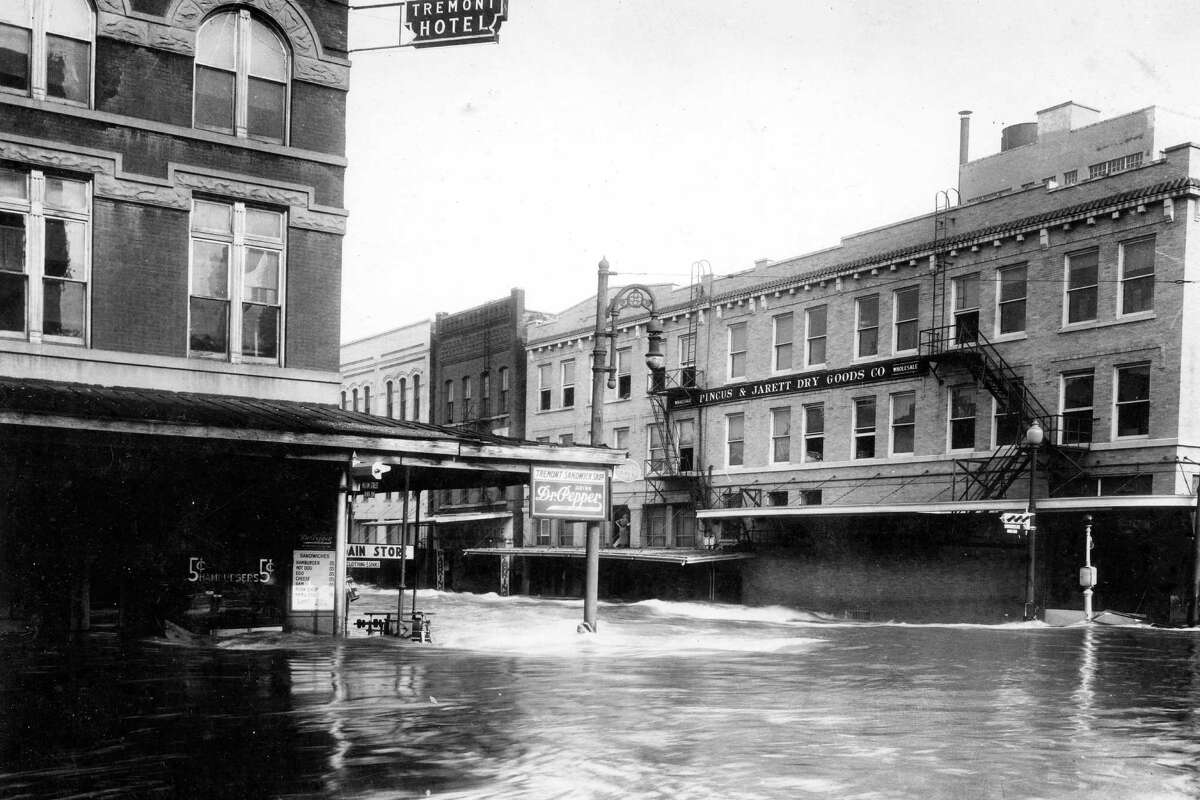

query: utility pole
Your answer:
[583,257,611,633]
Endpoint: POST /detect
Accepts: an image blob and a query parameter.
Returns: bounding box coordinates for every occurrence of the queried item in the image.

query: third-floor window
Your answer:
[195,10,289,144]
[772,313,793,371]
[0,0,93,106]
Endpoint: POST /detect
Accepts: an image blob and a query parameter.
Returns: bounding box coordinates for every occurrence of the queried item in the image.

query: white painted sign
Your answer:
[348,560,381,569]
[346,544,413,560]
[1000,512,1034,528]
[291,550,335,611]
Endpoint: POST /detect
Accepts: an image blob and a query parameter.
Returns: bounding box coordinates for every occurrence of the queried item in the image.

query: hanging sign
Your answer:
[403,0,508,48]
[531,465,609,521]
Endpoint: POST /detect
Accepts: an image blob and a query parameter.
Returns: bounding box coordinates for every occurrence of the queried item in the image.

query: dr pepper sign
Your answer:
[531,466,609,521]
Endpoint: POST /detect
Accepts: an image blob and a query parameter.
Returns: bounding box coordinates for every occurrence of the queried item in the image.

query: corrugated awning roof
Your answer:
[463,546,754,565]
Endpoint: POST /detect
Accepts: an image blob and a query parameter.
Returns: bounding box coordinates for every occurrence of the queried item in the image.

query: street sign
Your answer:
[1000,512,1034,528]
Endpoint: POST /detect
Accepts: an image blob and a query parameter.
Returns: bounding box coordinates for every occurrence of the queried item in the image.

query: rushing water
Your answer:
[3,588,1200,799]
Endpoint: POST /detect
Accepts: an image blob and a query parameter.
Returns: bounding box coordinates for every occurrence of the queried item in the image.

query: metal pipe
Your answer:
[584,257,611,633]
[958,110,972,167]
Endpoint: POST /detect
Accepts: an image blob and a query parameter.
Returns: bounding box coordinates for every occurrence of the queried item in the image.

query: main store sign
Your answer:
[531,466,609,521]
[403,0,508,48]
[346,544,413,560]
[669,356,927,409]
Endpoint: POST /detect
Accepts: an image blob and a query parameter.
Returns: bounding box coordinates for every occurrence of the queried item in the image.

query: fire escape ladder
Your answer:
[920,324,1089,499]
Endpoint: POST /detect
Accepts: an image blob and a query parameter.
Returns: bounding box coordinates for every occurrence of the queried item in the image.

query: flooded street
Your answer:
[3,589,1200,799]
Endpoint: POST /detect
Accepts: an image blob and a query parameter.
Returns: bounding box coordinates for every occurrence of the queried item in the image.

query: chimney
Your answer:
[958,110,972,166]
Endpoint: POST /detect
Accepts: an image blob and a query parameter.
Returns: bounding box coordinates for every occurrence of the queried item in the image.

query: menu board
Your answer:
[291,550,335,611]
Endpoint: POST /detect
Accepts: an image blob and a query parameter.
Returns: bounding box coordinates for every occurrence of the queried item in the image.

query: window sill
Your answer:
[991,332,1028,343]
[1059,313,1156,333]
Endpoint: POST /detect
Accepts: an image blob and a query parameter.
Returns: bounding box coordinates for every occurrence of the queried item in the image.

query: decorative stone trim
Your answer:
[96,0,349,91]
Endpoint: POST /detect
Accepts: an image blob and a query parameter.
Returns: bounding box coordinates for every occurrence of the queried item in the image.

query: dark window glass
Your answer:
[0,23,31,92]
[241,303,278,359]
[45,35,89,103]
[1116,364,1150,437]
[189,297,228,354]
[195,65,235,133]
[0,210,25,271]
[0,272,25,331]
[42,279,84,337]
[247,77,285,141]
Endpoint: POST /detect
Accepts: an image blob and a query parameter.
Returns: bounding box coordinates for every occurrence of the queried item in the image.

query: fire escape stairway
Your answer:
[919,325,1089,500]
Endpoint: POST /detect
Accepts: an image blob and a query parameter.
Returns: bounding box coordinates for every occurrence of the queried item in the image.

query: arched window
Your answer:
[398,377,407,420]
[363,385,371,415]
[351,387,359,411]
[412,374,421,421]
[195,9,288,143]
[0,0,93,105]
[340,390,346,409]
[385,380,394,418]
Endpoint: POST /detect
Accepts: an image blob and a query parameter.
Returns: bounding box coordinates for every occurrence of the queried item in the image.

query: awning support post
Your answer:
[334,464,350,636]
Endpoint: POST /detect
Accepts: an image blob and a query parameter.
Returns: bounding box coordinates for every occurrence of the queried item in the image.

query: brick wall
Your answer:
[95,38,192,127]
[290,81,347,156]
[91,200,188,357]
[285,227,342,372]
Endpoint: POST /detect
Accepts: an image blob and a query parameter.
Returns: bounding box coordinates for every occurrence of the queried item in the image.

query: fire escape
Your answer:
[644,262,714,534]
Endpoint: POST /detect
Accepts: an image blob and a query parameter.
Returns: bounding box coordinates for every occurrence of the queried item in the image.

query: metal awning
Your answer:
[697,495,1197,519]
[463,546,754,565]
[359,512,512,526]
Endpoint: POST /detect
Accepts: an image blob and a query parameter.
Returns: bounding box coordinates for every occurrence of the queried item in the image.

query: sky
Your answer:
[340,0,1200,342]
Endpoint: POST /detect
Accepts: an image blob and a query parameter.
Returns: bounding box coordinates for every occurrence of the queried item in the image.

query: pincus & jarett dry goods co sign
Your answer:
[531,465,609,521]
[403,0,508,48]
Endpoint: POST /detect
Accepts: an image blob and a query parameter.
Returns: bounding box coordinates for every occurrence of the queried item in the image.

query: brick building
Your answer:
[523,102,1200,622]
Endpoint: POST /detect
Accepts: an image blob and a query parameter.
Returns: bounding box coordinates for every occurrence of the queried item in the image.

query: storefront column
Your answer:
[333,467,349,636]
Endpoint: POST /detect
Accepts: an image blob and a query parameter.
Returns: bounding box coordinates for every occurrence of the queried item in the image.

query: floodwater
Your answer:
[3,589,1200,799]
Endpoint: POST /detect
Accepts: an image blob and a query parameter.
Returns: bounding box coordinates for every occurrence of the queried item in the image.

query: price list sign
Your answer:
[291,550,335,611]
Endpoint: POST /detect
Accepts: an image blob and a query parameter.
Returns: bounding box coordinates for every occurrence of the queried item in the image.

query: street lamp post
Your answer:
[1081,513,1096,621]
[582,258,663,634]
[1024,419,1043,621]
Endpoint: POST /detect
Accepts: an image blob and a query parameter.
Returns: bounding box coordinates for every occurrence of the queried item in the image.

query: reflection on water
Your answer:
[3,589,1200,799]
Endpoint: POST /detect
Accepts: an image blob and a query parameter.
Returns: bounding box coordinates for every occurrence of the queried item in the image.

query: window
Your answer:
[339,391,346,410]
[726,413,744,467]
[893,287,919,353]
[1061,370,1094,444]
[771,407,791,463]
[498,367,509,413]
[613,426,629,451]
[803,403,824,462]
[560,359,575,408]
[1,0,93,105]
[993,398,1021,447]
[678,333,696,386]
[953,273,979,344]
[645,506,668,548]
[949,387,976,450]
[412,375,420,420]
[1114,363,1150,438]
[1119,237,1154,316]
[351,387,359,411]
[675,418,695,472]
[772,313,793,371]
[1088,153,1142,180]
[559,432,574,446]
[615,347,631,399]
[0,167,90,343]
[805,305,827,367]
[462,376,472,419]
[728,322,747,379]
[189,198,284,362]
[363,385,371,415]
[536,518,552,546]
[443,379,454,422]
[993,264,1027,336]
[558,521,577,547]
[399,377,408,420]
[1062,169,1078,186]
[890,391,915,455]
[647,424,666,472]
[480,372,490,417]
[537,363,552,411]
[767,491,788,507]
[673,511,696,548]
[195,10,289,143]
[385,380,394,418]
[1065,248,1099,324]
[855,295,879,358]
[853,397,876,459]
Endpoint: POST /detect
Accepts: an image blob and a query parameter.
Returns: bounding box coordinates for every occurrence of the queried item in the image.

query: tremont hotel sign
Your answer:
[669,356,928,409]
[403,0,508,47]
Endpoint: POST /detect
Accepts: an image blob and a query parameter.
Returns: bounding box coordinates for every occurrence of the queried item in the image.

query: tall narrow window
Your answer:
[993,396,1021,447]
[189,199,284,362]
[0,168,90,343]
[996,264,1027,335]
[363,385,371,415]
[351,388,359,411]
[1114,363,1150,438]
[385,380,394,418]
[537,363,552,411]
[444,379,454,422]
[613,426,629,451]
[678,333,696,387]
[1119,237,1155,316]
[1,0,93,105]
[647,424,666,473]
[615,347,631,399]
[805,305,827,367]
[1061,370,1094,444]
[480,372,490,417]
[728,322,748,379]
[953,273,979,344]
[195,10,289,143]
[726,413,744,467]
[890,391,915,455]
[853,397,876,459]
[340,390,346,410]
[462,376,472,419]
[803,403,824,462]
[675,418,695,472]
[949,387,976,450]
[1065,248,1099,324]
[771,407,791,463]
[498,367,509,413]
[855,295,879,358]
[772,313,793,371]
[412,374,420,421]
[399,377,408,420]
[893,287,919,353]
[561,359,575,408]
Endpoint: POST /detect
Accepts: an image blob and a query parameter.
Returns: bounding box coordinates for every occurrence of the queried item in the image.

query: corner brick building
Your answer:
[522,102,1200,623]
